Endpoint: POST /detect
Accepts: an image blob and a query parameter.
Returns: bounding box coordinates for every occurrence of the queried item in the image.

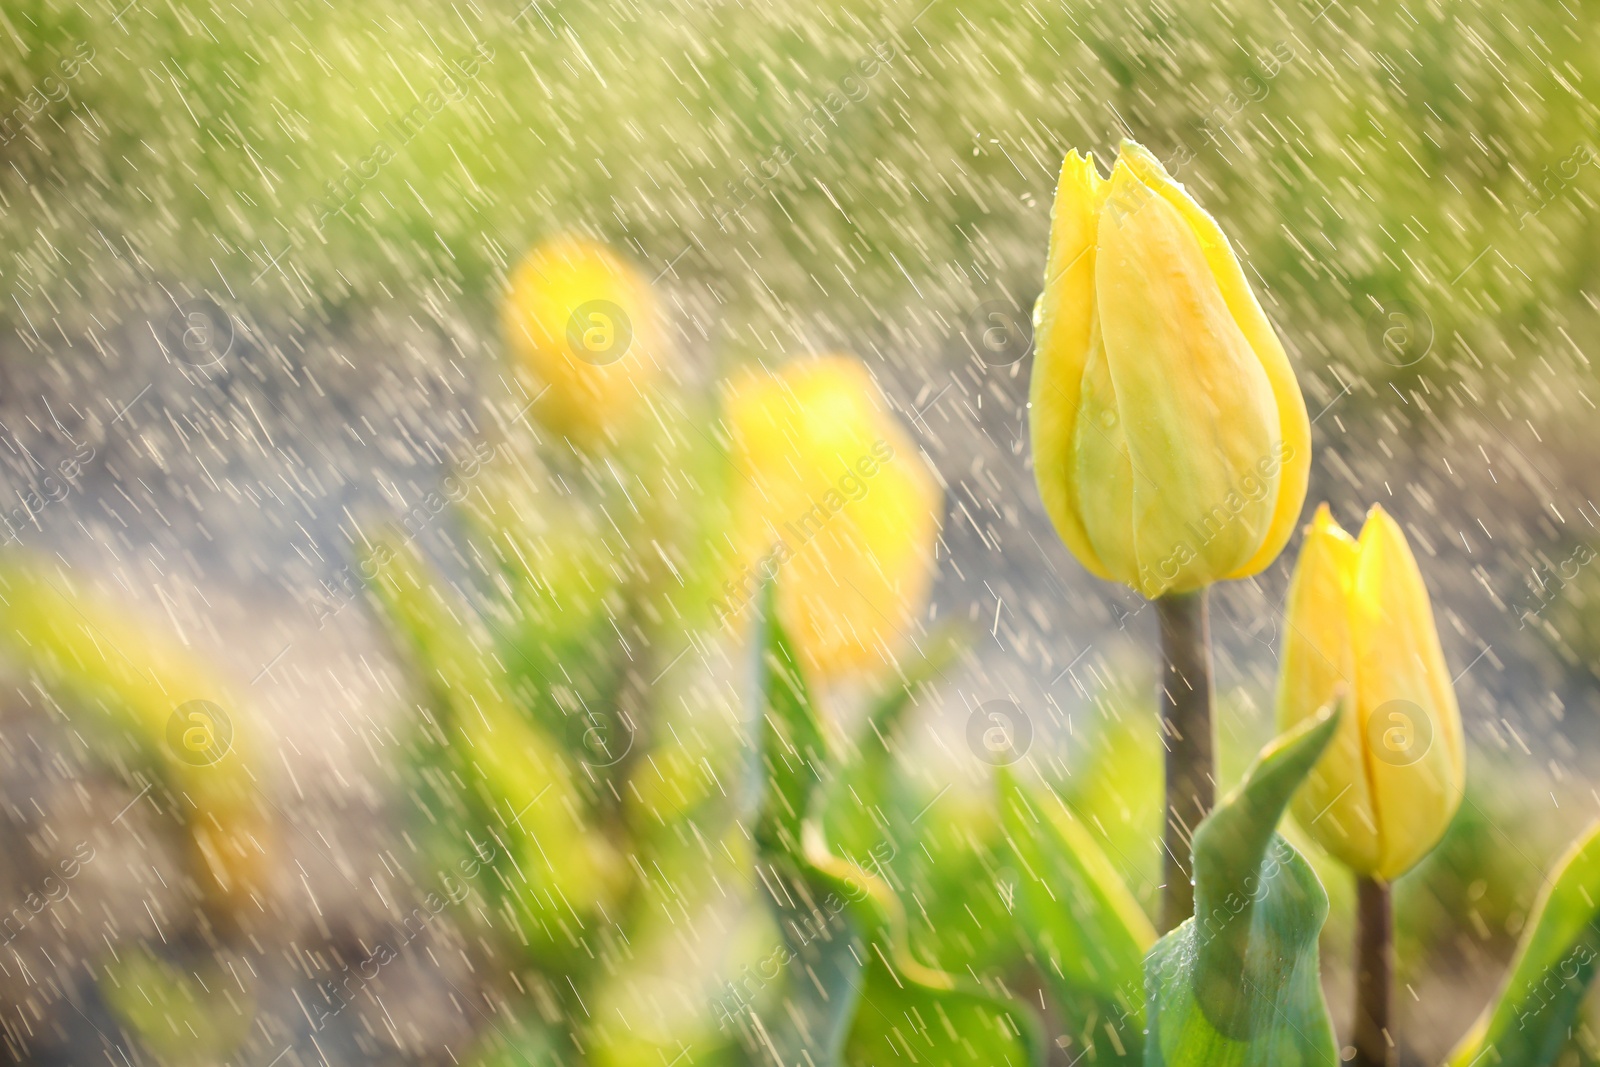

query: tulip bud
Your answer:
[724,356,941,677]
[1278,504,1465,880]
[501,234,663,446]
[1029,141,1310,597]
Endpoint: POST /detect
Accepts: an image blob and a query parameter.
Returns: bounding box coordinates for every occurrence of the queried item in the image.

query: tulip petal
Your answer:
[1092,158,1281,595]
[728,357,942,677]
[502,236,663,446]
[1116,142,1310,580]
[1030,151,1114,582]
[1073,316,1139,586]
[1351,506,1464,880]
[1279,505,1380,874]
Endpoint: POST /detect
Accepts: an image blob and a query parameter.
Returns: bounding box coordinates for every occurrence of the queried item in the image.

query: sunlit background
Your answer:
[3,0,1600,1063]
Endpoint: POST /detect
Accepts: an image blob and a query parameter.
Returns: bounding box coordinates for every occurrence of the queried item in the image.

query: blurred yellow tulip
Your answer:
[724,356,941,677]
[1029,140,1310,598]
[502,234,663,446]
[1278,504,1465,881]
[0,564,273,922]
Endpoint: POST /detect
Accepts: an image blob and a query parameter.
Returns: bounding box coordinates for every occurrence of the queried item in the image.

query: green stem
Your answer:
[1156,589,1215,934]
[1353,875,1396,1067]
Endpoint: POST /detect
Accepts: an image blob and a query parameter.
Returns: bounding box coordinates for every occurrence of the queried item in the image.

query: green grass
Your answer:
[1,0,1596,390]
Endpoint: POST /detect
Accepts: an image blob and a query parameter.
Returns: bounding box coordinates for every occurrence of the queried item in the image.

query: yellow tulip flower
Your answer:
[724,356,941,677]
[0,564,273,922]
[1278,504,1465,881]
[502,234,663,446]
[1029,140,1310,598]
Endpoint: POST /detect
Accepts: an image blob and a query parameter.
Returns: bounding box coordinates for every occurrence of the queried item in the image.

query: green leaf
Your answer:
[821,623,964,870]
[902,800,1024,978]
[1001,771,1155,1059]
[751,583,830,862]
[1447,820,1600,1067]
[365,538,621,966]
[742,585,859,1062]
[1056,694,1164,913]
[746,855,869,1063]
[454,465,632,760]
[1144,706,1342,1067]
[746,586,1043,1067]
[753,840,1043,1067]
[843,951,1039,1066]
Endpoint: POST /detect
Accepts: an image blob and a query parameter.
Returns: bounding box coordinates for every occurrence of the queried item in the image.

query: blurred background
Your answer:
[2,0,1599,1062]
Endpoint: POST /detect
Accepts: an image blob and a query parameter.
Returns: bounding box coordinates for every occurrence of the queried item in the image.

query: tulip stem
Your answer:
[1354,876,1395,1067]
[1155,589,1214,934]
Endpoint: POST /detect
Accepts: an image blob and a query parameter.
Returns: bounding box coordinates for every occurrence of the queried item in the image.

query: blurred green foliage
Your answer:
[746,584,1043,1065]
[361,394,745,1062]
[2,0,1597,383]
[5,0,1600,1060]
[1447,822,1600,1067]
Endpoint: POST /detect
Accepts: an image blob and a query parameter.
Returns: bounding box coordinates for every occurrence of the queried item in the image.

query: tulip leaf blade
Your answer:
[843,949,1042,1066]
[751,581,830,863]
[999,769,1153,1059]
[365,536,620,968]
[813,842,1045,1067]
[1446,821,1600,1067]
[821,622,965,871]
[745,583,861,1063]
[1145,707,1342,1067]
[741,855,867,1064]
[747,587,1043,1067]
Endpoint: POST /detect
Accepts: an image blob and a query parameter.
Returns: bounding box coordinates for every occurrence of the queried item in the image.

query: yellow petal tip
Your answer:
[1358,503,1403,545]
[1308,503,1356,547]
[1058,150,1108,194]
